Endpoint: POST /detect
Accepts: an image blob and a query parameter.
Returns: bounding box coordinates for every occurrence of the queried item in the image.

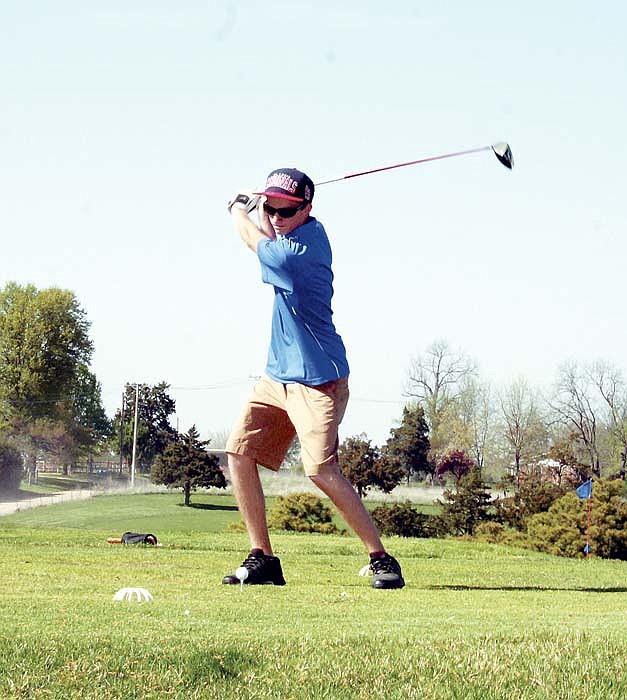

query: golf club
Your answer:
[314,142,513,186]
[229,143,512,214]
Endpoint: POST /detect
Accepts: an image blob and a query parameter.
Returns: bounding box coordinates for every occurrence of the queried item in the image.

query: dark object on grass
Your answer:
[122,532,158,545]
[110,532,158,545]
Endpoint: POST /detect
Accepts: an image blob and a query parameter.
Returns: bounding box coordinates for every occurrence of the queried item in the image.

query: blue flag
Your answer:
[576,479,593,500]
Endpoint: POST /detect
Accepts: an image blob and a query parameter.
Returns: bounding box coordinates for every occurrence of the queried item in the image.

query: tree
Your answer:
[437,467,492,536]
[10,418,76,480]
[0,283,107,473]
[0,283,93,424]
[383,404,431,483]
[405,340,477,462]
[205,428,230,449]
[0,438,23,494]
[339,434,404,498]
[435,449,475,485]
[116,382,177,472]
[456,378,494,471]
[549,362,601,477]
[498,377,547,485]
[546,434,587,486]
[494,472,569,531]
[151,425,226,506]
[67,365,113,462]
[589,361,627,479]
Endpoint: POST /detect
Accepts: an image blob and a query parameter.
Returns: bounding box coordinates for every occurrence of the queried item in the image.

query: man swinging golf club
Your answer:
[223,167,404,589]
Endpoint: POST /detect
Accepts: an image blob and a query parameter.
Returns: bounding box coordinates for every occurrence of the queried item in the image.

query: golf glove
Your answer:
[227,191,259,214]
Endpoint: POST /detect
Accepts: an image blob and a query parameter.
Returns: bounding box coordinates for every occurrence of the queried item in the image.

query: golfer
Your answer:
[223,168,404,589]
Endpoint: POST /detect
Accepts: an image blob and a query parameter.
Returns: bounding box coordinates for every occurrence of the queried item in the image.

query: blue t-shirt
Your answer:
[257,217,349,385]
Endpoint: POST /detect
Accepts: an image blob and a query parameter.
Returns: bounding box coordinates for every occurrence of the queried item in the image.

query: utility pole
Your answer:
[118,391,125,476]
[130,383,139,488]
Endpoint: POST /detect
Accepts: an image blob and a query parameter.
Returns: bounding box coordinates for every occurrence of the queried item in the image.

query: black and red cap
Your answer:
[254,168,314,203]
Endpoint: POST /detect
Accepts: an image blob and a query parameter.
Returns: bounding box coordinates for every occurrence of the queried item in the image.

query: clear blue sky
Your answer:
[2,1,626,445]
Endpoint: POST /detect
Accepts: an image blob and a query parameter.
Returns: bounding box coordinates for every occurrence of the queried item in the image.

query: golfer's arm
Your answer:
[231,209,275,252]
[258,204,275,239]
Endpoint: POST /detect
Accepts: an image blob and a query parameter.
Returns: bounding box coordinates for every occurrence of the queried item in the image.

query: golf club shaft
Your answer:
[315,145,492,186]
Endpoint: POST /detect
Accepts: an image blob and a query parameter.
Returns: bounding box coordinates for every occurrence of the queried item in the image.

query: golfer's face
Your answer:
[265,196,311,236]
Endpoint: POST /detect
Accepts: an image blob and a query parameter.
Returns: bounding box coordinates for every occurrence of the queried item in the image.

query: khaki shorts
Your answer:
[225,375,349,476]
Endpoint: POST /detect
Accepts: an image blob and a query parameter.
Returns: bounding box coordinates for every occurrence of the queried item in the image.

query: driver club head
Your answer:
[491,142,514,169]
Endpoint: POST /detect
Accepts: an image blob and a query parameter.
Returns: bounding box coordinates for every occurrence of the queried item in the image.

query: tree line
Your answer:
[2,283,626,500]
[396,339,626,484]
[0,282,229,499]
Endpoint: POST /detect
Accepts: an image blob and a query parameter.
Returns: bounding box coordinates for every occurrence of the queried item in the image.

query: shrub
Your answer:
[527,479,627,559]
[474,521,531,549]
[268,492,339,534]
[0,440,23,494]
[494,473,569,531]
[371,501,429,537]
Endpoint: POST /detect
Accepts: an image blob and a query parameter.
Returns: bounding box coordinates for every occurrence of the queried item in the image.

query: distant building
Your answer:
[515,458,582,487]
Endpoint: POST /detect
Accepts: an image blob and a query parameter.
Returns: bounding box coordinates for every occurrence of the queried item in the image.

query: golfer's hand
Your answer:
[227,191,259,215]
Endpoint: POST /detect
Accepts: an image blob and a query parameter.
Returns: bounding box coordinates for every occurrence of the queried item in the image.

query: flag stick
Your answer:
[585,496,592,558]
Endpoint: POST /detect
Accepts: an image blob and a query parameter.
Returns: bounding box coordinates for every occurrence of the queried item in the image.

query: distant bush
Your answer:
[527,479,627,559]
[437,467,493,536]
[435,450,474,484]
[474,521,531,549]
[0,440,23,494]
[494,474,569,531]
[268,492,339,534]
[371,501,430,538]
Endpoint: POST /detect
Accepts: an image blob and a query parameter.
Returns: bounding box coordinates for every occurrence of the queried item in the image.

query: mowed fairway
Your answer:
[1,493,627,699]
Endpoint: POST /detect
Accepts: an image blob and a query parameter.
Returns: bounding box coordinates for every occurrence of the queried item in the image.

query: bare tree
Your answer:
[205,428,231,449]
[405,340,477,462]
[457,378,494,471]
[499,377,547,485]
[548,362,601,477]
[588,360,627,479]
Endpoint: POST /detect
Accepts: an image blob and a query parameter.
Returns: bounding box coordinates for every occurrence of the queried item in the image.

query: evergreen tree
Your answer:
[383,404,431,483]
[151,426,226,506]
[437,467,492,535]
[115,382,177,472]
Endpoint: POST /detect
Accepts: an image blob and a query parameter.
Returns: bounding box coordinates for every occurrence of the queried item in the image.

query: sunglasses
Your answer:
[263,201,307,218]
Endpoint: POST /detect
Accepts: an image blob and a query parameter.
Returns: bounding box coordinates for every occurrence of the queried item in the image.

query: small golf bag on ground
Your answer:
[121,532,158,545]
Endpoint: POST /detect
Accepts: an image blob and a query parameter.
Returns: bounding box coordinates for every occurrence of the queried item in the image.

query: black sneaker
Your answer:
[222,548,286,586]
[369,553,405,589]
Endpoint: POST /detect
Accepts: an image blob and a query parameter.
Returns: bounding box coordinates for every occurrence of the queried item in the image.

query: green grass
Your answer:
[1,493,627,699]
[2,492,242,534]
[0,489,438,533]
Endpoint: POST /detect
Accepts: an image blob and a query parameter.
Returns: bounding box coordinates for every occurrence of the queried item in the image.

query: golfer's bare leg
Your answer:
[310,471,384,553]
[227,452,273,555]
